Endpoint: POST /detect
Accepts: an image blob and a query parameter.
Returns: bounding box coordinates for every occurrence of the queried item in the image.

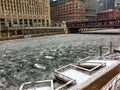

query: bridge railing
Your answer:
[66,18,120,29]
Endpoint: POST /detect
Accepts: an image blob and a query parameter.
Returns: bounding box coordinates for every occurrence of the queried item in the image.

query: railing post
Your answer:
[110,42,113,54]
[0,22,1,38]
[100,45,102,57]
[99,45,103,60]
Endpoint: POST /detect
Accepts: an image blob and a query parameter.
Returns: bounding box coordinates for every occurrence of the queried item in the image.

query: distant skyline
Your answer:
[115,0,120,6]
[97,0,120,12]
[53,0,56,1]
[50,0,120,12]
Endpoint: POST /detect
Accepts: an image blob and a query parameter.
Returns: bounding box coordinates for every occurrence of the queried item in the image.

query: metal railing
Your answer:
[99,42,120,60]
[54,64,76,90]
[55,79,76,90]
[78,62,119,90]
[19,80,54,90]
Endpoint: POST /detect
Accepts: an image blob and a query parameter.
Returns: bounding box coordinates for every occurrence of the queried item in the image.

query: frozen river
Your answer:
[0,32,120,90]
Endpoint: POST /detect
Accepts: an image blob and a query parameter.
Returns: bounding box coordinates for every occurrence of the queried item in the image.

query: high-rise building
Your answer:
[50,0,53,4]
[97,0,106,12]
[50,0,86,23]
[0,0,51,28]
[0,0,51,38]
[97,2,120,20]
[97,0,120,12]
[85,0,97,20]
[115,0,120,6]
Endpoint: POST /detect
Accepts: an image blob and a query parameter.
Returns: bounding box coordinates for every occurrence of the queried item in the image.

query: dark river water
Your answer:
[0,32,120,90]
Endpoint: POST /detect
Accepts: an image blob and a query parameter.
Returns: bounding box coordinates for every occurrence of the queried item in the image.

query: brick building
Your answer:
[0,0,51,37]
[97,2,120,20]
[50,0,86,23]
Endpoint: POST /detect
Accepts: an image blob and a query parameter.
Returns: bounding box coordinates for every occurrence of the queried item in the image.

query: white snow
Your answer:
[117,47,120,50]
[87,60,118,66]
[26,86,51,90]
[35,86,51,90]
[114,47,120,51]
[57,59,120,90]
[2,54,6,57]
[61,69,90,85]
[80,62,101,66]
[84,29,120,33]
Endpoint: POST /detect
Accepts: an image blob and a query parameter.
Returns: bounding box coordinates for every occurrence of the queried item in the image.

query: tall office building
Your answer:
[50,0,53,4]
[50,0,86,23]
[85,0,97,20]
[0,0,51,37]
[97,0,106,12]
[115,0,120,6]
[0,0,51,28]
[97,2,120,20]
[97,0,120,12]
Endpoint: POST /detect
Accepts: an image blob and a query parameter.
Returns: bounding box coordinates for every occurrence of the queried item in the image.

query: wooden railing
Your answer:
[101,73,120,90]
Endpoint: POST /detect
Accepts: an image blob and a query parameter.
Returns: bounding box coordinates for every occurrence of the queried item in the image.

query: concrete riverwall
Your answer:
[81,29,120,34]
[0,27,66,40]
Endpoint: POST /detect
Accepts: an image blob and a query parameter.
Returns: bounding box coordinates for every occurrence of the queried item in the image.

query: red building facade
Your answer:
[50,0,85,23]
[97,2,120,20]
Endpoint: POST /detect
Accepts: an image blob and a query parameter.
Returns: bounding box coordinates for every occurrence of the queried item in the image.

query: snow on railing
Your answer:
[101,43,120,60]
[54,70,73,82]
[77,62,120,90]
[104,53,120,60]
[76,61,106,75]
[54,61,105,90]
[19,80,54,90]
[55,63,91,74]
[55,79,76,90]
[54,64,76,90]
[100,42,120,57]
[77,56,91,64]
[55,64,72,73]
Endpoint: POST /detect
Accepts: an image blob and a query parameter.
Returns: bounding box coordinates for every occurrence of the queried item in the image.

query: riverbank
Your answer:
[81,29,120,34]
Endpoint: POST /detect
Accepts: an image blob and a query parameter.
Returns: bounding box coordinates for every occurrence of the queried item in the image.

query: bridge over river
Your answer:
[66,18,120,33]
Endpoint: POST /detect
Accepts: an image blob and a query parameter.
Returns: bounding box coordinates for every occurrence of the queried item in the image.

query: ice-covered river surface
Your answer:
[0,33,120,90]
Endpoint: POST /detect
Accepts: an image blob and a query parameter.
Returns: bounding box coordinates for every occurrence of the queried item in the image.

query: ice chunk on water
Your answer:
[40,52,44,55]
[0,81,3,87]
[36,59,39,61]
[2,54,6,58]
[34,63,46,70]
[51,49,57,52]
[23,55,26,58]
[45,56,54,59]
[0,77,7,88]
